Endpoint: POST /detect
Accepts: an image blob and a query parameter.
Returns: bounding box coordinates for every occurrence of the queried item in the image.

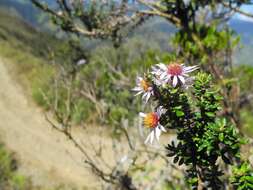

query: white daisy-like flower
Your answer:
[139,106,166,144]
[132,77,154,103]
[152,62,198,87]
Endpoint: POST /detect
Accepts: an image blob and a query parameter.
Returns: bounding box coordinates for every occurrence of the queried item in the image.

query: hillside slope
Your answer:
[0,10,124,189]
[0,57,98,189]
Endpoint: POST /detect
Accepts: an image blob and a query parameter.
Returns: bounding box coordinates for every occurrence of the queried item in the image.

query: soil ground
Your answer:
[0,57,100,189]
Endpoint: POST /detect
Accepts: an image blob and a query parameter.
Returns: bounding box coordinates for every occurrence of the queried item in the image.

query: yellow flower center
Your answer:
[140,79,150,92]
[168,63,183,76]
[143,113,159,128]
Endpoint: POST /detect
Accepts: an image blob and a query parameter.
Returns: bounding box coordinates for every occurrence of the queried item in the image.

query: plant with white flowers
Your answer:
[133,61,253,190]
[133,61,198,144]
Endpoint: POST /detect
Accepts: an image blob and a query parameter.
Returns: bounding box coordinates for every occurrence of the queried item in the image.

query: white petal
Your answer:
[156,108,161,117]
[150,69,155,74]
[134,91,143,96]
[155,127,161,141]
[183,65,198,73]
[145,92,151,103]
[144,133,151,144]
[150,130,155,144]
[159,125,167,132]
[156,106,163,117]
[137,77,143,82]
[154,78,162,86]
[178,75,185,84]
[145,130,155,144]
[142,93,147,100]
[132,87,142,91]
[164,77,170,84]
[139,112,146,117]
[153,67,162,73]
[151,66,161,75]
[158,63,167,71]
[160,71,167,80]
[172,76,178,87]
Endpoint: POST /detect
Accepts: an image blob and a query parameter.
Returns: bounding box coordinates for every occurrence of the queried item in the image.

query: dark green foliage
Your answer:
[152,73,244,189]
[231,162,253,190]
[173,25,240,65]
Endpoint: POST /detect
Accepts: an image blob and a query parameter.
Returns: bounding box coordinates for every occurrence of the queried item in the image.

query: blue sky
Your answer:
[234,3,253,22]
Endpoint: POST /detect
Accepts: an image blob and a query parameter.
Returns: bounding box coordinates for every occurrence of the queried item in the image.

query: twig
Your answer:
[222,2,253,19]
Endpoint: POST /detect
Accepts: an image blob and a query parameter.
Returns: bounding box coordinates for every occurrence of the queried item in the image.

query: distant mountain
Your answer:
[0,0,41,27]
[1,0,253,66]
[1,0,252,38]
[229,19,253,65]
[229,19,253,45]
[1,0,253,48]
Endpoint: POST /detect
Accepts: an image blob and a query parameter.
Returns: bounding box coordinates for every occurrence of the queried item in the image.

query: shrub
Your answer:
[133,61,252,189]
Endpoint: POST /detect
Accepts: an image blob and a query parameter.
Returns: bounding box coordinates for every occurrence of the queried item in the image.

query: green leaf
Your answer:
[219,133,224,141]
[188,177,198,185]
[173,156,179,164]
[206,112,215,117]
[179,158,184,166]
[176,110,185,117]
[244,176,253,183]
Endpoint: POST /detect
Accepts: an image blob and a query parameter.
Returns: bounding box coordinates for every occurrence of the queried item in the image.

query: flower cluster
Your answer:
[133,62,198,144]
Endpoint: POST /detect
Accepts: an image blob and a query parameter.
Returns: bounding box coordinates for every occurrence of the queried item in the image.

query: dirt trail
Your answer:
[0,58,100,189]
